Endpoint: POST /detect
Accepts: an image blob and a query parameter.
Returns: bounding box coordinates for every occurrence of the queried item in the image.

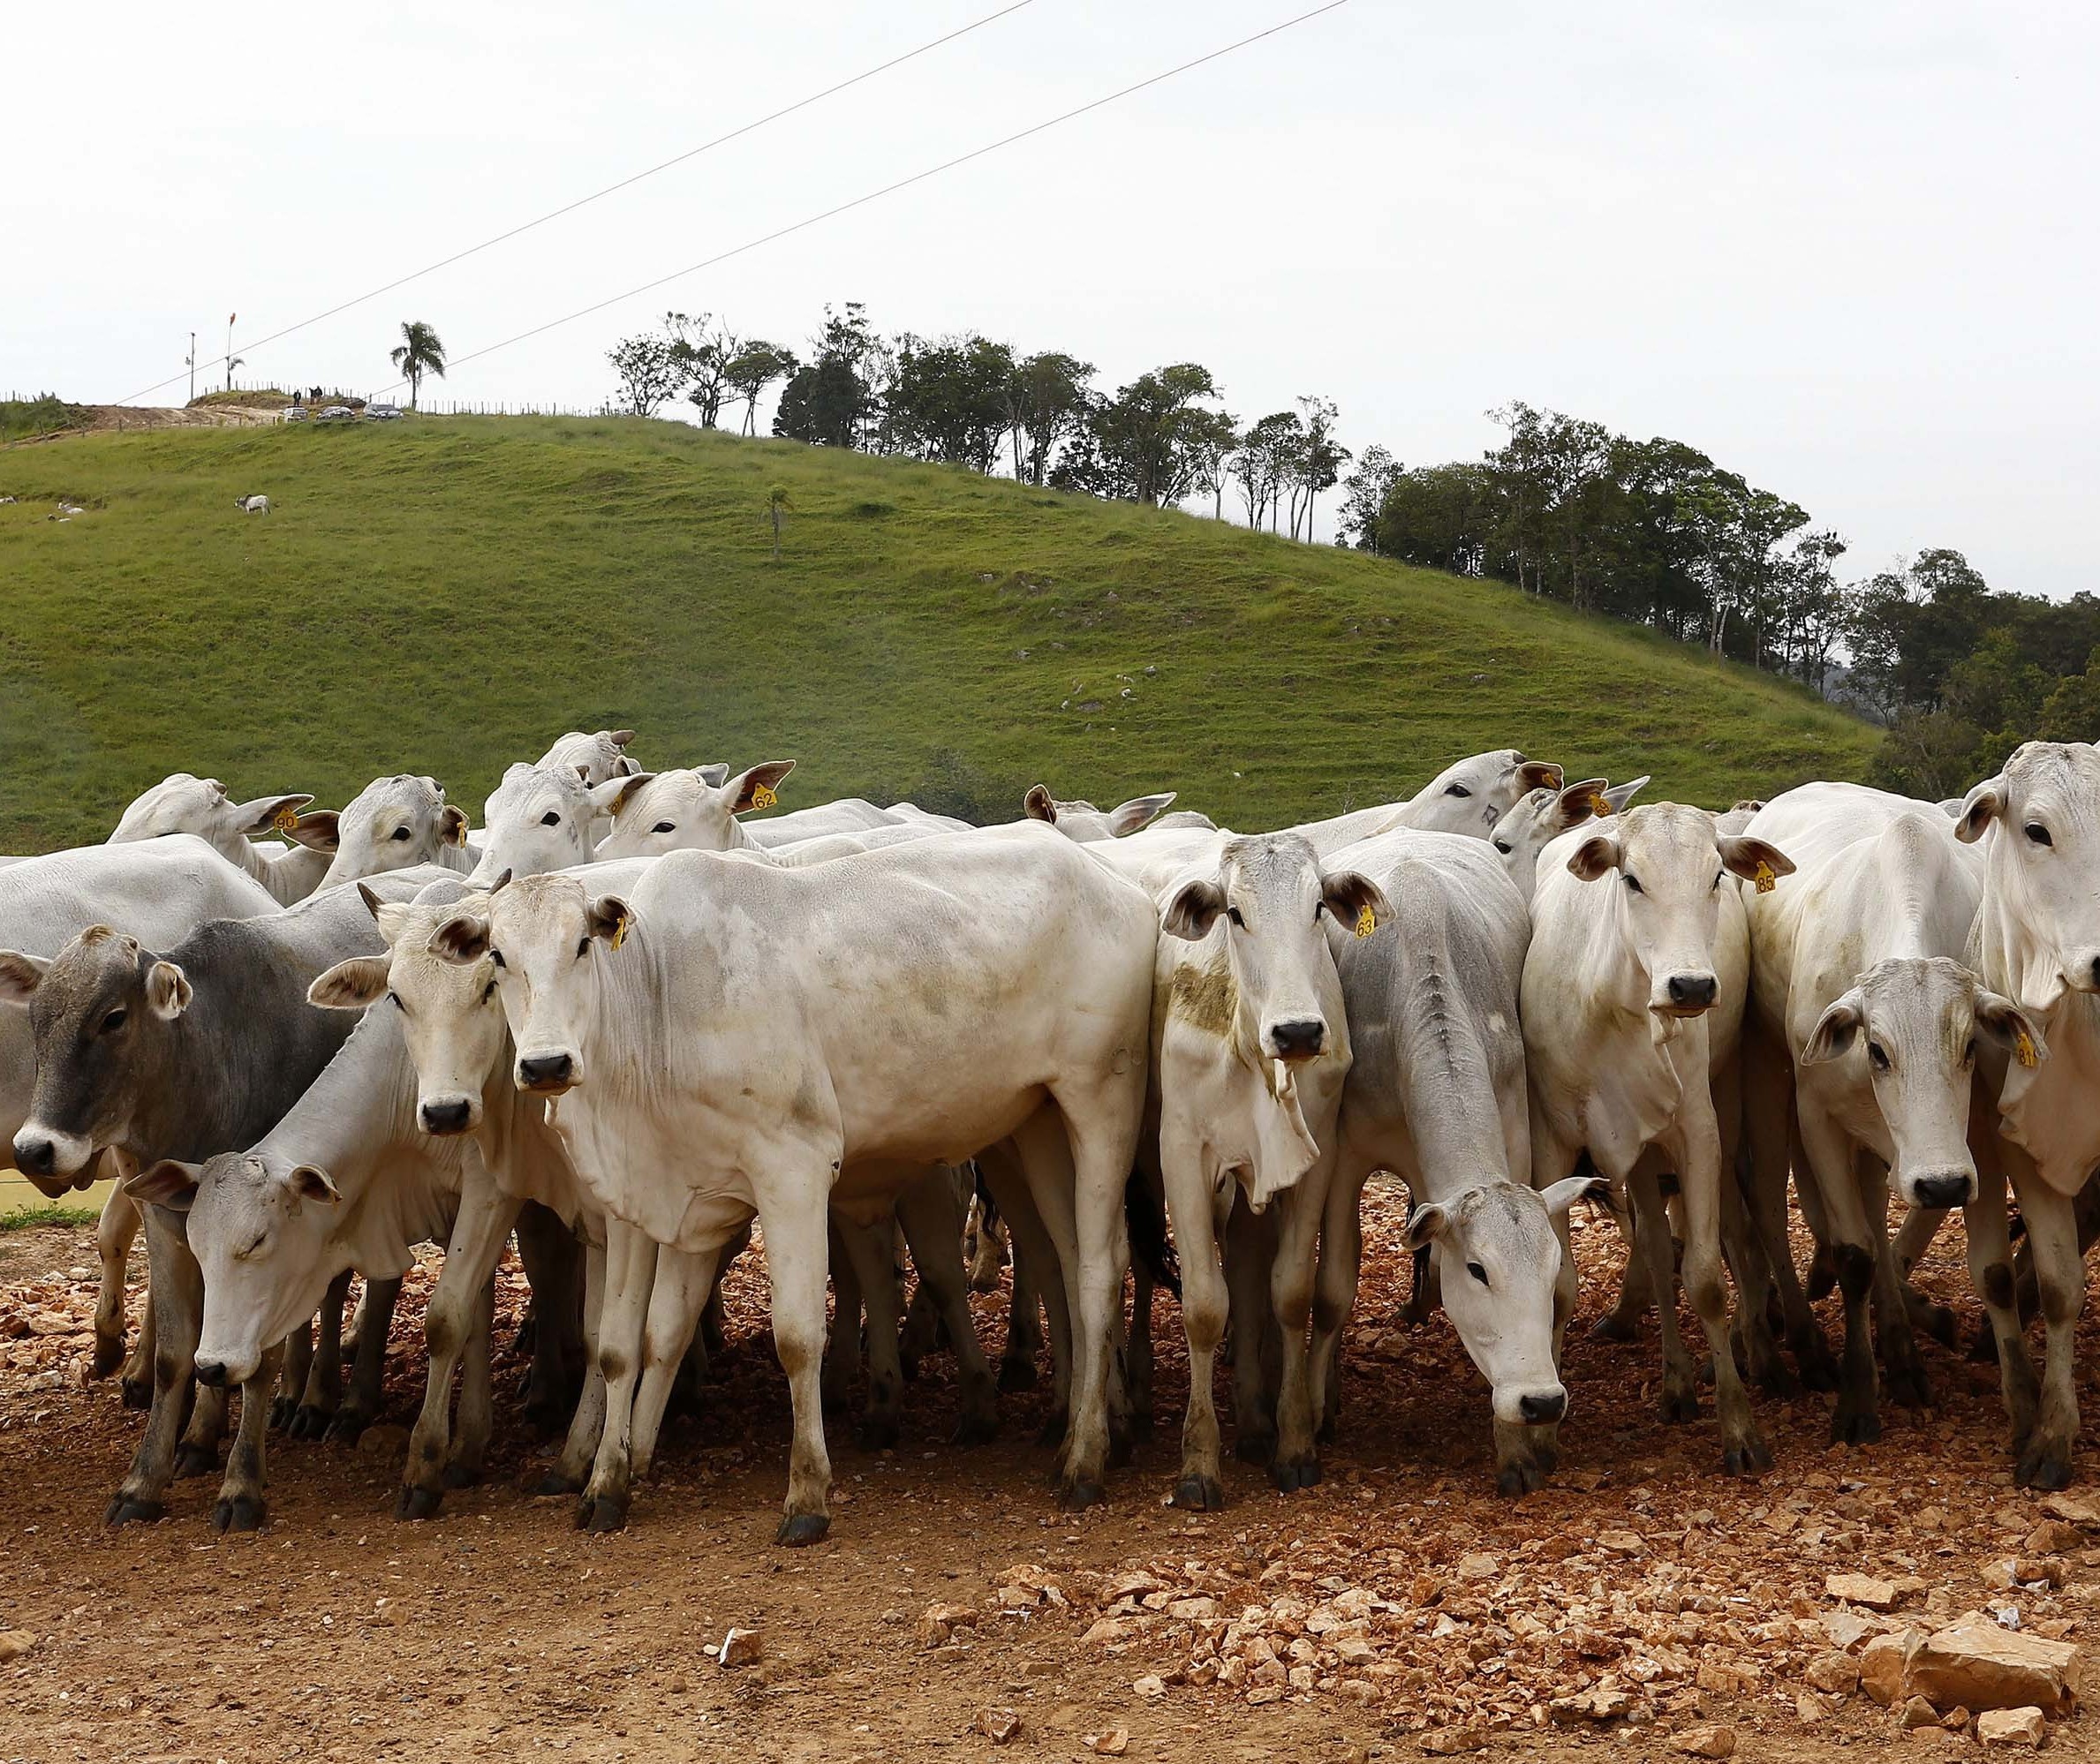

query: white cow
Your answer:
[539,729,640,786]
[467,763,649,883]
[593,762,799,862]
[1289,750,1566,856]
[1953,741,2100,1488]
[109,773,334,905]
[310,773,474,893]
[1023,786,1183,842]
[1523,803,1794,1475]
[235,495,270,515]
[425,826,1157,1540]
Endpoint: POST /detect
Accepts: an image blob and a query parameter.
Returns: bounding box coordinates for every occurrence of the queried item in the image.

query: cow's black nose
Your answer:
[1519,1391,1567,1424]
[1667,974,1719,1008]
[14,1136,54,1177]
[194,1360,228,1389]
[1913,1172,1975,1209]
[1271,1020,1326,1059]
[420,1098,472,1135]
[518,1053,573,1089]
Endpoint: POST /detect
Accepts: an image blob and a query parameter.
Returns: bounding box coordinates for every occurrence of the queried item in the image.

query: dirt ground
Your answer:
[2,1190,2096,1764]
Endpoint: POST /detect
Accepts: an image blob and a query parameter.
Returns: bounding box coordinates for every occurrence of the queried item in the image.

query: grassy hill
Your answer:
[0,418,1879,852]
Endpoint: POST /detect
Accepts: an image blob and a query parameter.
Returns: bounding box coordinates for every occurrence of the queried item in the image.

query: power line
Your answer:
[115,2,1036,406]
[381,0,1350,396]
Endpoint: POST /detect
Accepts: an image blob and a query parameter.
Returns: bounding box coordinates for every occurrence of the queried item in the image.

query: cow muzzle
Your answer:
[1265,1018,1327,1062]
[2064,948,2100,995]
[516,1051,577,1094]
[11,1125,94,1186]
[1902,1167,1976,1210]
[1517,1388,1567,1425]
[419,1096,477,1136]
[1654,972,1719,1016]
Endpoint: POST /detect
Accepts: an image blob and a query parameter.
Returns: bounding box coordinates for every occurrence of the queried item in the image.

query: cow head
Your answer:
[1566,803,1793,1022]
[1405,1176,1607,1429]
[108,773,320,862]
[1802,954,2042,1208]
[469,763,646,883]
[430,872,629,1096]
[309,886,507,1137]
[1408,749,1565,836]
[313,773,472,891]
[0,926,193,1191]
[1957,742,2100,1014]
[594,761,797,861]
[538,728,641,787]
[1493,775,1649,897]
[1023,785,1179,842]
[132,1150,344,1389]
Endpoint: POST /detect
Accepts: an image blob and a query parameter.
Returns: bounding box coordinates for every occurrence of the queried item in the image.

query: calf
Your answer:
[467,762,648,883]
[109,773,334,905]
[310,773,473,893]
[593,762,799,862]
[236,495,270,515]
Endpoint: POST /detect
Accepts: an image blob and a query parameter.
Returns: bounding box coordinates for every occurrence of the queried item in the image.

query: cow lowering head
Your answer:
[1802,954,2043,1209]
[430,871,630,1096]
[1023,785,1179,842]
[469,763,647,883]
[538,728,641,787]
[309,886,506,1137]
[1493,774,1650,897]
[132,1150,344,1389]
[107,773,320,860]
[0,926,193,1189]
[1409,750,1566,836]
[1958,741,2100,1014]
[1405,1176,1608,1433]
[313,773,472,891]
[594,761,797,861]
[1566,803,1793,1022]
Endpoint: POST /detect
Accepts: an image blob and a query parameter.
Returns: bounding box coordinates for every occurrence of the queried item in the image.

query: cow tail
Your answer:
[1124,1166,1181,1299]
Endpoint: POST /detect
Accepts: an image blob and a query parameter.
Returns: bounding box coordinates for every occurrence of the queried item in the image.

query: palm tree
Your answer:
[389,321,447,410]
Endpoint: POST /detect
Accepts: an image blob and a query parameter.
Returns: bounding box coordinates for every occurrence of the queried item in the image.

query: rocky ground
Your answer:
[0,1188,2094,1762]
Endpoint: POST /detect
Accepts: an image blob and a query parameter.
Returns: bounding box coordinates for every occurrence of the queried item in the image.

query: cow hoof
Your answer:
[1916,1301,1960,1350]
[1107,1426,1135,1471]
[1884,1365,1931,1411]
[212,1494,267,1534]
[174,1443,219,1481]
[522,1398,568,1441]
[1753,1357,1801,1399]
[1794,1342,1841,1392]
[93,1335,126,1380]
[997,1356,1039,1393]
[324,1409,372,1447]
[396,1484,443,1521]
[855,1415,902,1453]
[1589,1312,1638,1344]
[532,1469,585,1497]
[1035,1410,1069,1450]
[1269,1454,1322,1494]
[290,1405,334,1442]
[1056,1478,1106,1515]
[1234,1431,1277,1466]
[776,1512,831,1547]
[1497,1459,1545,1497]
[950,1411,999,1449]
[105,1493,163,1527]
[442,1462,480,1491]
[268,1396,298,1432]
[1720,1437,1772,1477]
[578,1495,628,1534]
[2016,1443,2074,1491]
[1659,1388,1701,1425]
[1806,1248,1838,1300]
[1968,1318,2000,1364]
[121,1377,153,1411]
[1170,1473,1226,1511]
[1830,1408,1881,1447]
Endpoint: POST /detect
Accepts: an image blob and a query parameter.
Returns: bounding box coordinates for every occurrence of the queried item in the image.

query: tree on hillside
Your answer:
[1338,446,1401,550]
[888,333,1015,472]
[1054,363,1228,506]
[774,304,881,448]
[668,313,739,428]
[1002,351,1095,486]
[1291,396,1349,540]
[389,321,447,410]
[1233,411,1302,531]
[725,341,798,435]
[606,322,691,418]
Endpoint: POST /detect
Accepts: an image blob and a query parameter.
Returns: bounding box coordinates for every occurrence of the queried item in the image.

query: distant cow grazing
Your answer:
[236,495,270,515]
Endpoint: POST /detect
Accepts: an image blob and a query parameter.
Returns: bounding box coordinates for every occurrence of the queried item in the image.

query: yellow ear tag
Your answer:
[272,805,302,836]
[1753,861,1777,894]
[2014,1029,2038,1069]
[1587,791,1613,818]
[1354,904,1377,939]
[609,915,628,952]
[751,783,777,811]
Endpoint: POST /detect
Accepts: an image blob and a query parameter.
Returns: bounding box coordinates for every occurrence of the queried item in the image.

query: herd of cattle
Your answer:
[2,731,2096,1548]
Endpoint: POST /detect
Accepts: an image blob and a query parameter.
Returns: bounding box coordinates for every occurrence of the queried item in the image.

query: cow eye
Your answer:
[490,949,506,969]
[1226,906,1244,928]
[540,810,562,827]
[1964,1037,1977,1065]
[480,979,497,1005]
[1623,875,1643,894]
[1868,1042,1891,1072]
[390,826,412,841]
[1493,840,1511,855]
[386,991,404,1012]
[1712,869,1725,890]
[576,938,591,960]
[1466,1261,1489,1286]
[2025,823,2052,847]
[1312,901,1326,921]
[100,1007,128,1035]
[652,821,676,835]
[1445,784,1472,799]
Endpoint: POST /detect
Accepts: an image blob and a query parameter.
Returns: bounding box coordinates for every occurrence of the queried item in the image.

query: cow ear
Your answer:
[588,773,653,818]
[1719,834,1794,889]
[1542,1173,1615,1220]
[1024,784,1058,824]
[439,804,472,848]
[589,895,633,948]
[286,810,340,852]
[1976,991,2048,1068]
[230,793,314,837]
[1603,775,1651,815]
[1160,878,1227,941]
[1108,792,1175,836]
[608,729,636,750]
[428,913,491,965]
[1802,990,1865,1065]
[0,950,51,1006]
[127,1158,201,1210]
[308,956,391,1011]
[1567,833,1622,882]
[1553,778,1610,832]
[145,961,192,1021]
[1518,758,1564,793]
[1321,871,1391,938]
[1956,774,2006,844]
[695,763,731,788]
[1402,1201,1449,1251]
[729,760,795,816]
[372,901,415,943]
[286,1165,342,1206]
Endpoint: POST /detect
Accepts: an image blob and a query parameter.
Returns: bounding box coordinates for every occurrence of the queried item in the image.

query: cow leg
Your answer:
[119,1293,157,1411]
[1269,1176,1330,1494]
[109,1205,203,1525]
[572,1221,657,1533]
[176,1376,228,1480]
[1163,1132,1229,1511]
[1054,1104,1133,1514]
[756,1193,836,1545]
[2008,1172,2082,1490]
[1798,1109,1881,1444]
[1892,1203,1946,1278]
[444,1278,497,1489]
[1741,1029,1837,1388]
[999,1176,1069,1425]
[1311,1166,1371,1445]
[290,1269,351,1438]
[212,1345,284,1534]
[93,1183,142,1382]
[983,1134,1076,1443]
[1964,1134,2038,1449]
[967,1190,1008,1293]
[276,1315,313,1432]
[895,1173,998,1445]
[1001,1233,1046,1392]
[1673,1109,1769,1476]
[1860,1159,1930,1410]
[1720,1155,1794,1396]
[629,1245,722,1482]
[542,1236,609,1496]
[1623,1157,1695,1421]
[822,1215,862,1413]
[515,1202,585,1436]
[329,1275,400,1444]
[835,1215,905,1451]
[1224,1195,1279,1464]
[1794,1097,1840,1300]
[399,1185,520,1519]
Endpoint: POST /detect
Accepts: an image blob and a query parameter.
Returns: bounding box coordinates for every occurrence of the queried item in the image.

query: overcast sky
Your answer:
[8,1,2093,592]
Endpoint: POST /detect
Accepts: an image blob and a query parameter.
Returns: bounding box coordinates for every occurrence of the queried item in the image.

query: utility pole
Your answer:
[225,313,236,393]
[187,332,195,404]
